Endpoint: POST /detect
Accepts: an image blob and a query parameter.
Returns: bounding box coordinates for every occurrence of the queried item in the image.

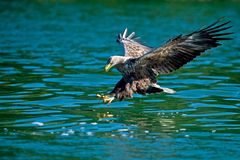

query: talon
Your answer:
[96,94,115,104]
[104,96,115,104]
[96,94,103,98]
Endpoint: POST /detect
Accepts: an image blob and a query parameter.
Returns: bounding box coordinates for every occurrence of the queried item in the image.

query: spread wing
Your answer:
[134,19,232,76]
[117,28,152,58]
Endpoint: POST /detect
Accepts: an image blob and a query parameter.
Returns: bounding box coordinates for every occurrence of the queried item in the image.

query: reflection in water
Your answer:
[0,0,240,159]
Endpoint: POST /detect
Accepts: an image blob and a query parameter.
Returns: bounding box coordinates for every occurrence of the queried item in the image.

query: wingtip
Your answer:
[218,17,225,22]
[127,31,135,39]
[119,33,122,39]
[215,17,230,24]
[123,28,128,38]
[117,28,142,43]
[201,18,232,34]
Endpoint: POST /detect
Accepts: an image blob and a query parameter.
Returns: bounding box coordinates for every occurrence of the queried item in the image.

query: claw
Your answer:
[96,94,115,104]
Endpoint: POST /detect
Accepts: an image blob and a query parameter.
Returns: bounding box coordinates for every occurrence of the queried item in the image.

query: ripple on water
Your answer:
[182,112,238,117]
[92,101,133,108]
[190,103,238,109]
[20,96,82,107]
[23,109,62,115]
[45,121,138,138]
[170,89,238,99]
[162,79,221,85]
[22,83,46,88]
[43,73,115,87]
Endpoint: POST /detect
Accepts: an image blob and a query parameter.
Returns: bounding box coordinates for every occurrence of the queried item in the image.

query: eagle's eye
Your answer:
[107,58,111,64]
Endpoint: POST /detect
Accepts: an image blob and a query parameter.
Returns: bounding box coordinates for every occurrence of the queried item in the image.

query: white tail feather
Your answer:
[161,87,176,94]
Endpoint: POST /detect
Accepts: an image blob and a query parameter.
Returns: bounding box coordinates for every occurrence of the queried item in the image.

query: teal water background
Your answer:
[0,0,240,159]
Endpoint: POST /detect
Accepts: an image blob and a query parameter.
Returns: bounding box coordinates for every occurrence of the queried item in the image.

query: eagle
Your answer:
[97,19,232,104]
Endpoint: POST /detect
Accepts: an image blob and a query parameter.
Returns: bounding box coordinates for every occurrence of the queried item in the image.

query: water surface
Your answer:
[0,0,240,159]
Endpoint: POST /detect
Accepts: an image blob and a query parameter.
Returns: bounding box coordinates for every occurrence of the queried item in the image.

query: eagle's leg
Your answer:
[96,94,115,104]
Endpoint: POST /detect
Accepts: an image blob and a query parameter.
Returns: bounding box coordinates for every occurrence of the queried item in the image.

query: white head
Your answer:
[105,56,129,72]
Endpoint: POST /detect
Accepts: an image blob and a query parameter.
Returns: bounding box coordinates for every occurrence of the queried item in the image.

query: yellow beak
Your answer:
[105,63,113,72]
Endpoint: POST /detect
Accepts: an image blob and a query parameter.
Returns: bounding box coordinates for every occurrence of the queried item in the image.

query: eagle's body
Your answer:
[97,19,232,103]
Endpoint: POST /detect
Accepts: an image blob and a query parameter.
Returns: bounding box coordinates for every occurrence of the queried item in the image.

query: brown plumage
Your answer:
[98,19,232,104]
[117,28,152,57]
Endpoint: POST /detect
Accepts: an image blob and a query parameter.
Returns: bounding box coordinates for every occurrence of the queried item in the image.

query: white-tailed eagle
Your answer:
[97,19,232,103]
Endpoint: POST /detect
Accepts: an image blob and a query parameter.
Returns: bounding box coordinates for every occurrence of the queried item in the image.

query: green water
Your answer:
[0,0,240,159]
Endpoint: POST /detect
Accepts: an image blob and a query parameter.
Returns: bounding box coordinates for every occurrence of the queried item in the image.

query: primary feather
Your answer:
[133,19,232,76]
